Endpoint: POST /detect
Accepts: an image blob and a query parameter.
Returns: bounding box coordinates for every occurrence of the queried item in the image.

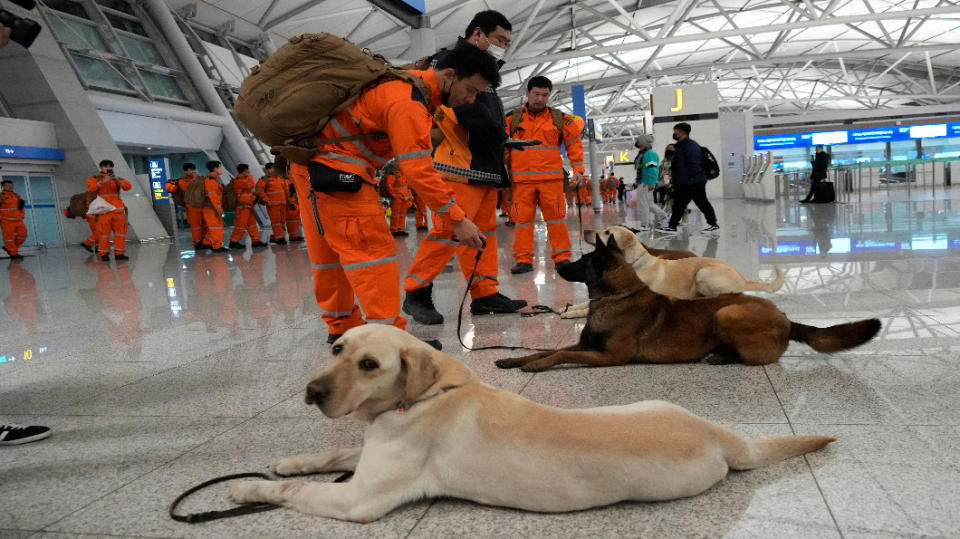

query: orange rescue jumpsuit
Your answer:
[578,177,593,206]
[385,172,412,233]
[202,172,225,249]
[0,190,27,257]
[86,174,131,257]
[403,103,504,300]
[505,106,585,264]
[284,178,302,239]
[288,68,466,334]
[256,174,288,241]
[229,171,259,243]
[165,175,206,245]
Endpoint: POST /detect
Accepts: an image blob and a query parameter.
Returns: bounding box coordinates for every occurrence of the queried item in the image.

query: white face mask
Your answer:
[486,43,506,61]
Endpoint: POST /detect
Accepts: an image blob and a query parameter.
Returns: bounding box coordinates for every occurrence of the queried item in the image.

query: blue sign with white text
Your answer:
[755,121,960,150]
[149,158,171,205]
[0,145,66,160]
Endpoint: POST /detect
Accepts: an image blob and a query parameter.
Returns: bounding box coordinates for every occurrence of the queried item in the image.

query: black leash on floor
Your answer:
[454,239,555,352]
[169,471,354,523]
[574,183,584,253]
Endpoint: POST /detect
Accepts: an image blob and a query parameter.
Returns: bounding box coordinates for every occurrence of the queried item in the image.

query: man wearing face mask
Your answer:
[403,10,528,325]
[632,134,669,230]
[289,45,496,342]
[657,123,719,234]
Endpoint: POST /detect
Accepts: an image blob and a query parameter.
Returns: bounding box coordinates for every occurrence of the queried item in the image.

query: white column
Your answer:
[143,0,264,179]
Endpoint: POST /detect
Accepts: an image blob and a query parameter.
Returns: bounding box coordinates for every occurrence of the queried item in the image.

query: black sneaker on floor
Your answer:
[81,243,94,253]
[288,236,305,242]
[505,222,515,227]
[210,247,230,253]
[326,333,342,344]
[416,226,428,231]
[702,224,720,233]
[0,424,51,445]
[100,254,110,262]
[655,226,678,234]
[251,241,268,247]
[402,284,443,325]
[270,238,288,245]
[9,254,24,260]
[228,241,245,249]
[470,292,528,315]
[391,231,409,237]
[510,262,533,274]
[114,254,129,261]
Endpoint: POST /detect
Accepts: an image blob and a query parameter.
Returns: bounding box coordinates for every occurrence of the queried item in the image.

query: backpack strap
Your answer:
[508,107,524,136]
[549,108,565,146]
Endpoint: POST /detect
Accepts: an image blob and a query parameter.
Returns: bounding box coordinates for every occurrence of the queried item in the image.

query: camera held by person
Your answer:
[0,0,43,49]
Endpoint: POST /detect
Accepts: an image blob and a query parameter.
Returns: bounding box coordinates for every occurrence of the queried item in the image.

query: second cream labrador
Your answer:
[561,226,784,319]
[230,325,834,522]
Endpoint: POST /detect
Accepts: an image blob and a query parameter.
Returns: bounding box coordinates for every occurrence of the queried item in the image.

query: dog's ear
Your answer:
[399,347,438,403]
[594,235,607,252]
[605,234,622,253]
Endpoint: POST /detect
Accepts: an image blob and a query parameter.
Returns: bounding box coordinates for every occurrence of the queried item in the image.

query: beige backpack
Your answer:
[236,33,431,164]
[185,176,206,208]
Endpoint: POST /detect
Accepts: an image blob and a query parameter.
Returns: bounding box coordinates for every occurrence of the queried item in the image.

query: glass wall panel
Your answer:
[47,16,108,51]
[107,14,148,37]
[44,0,90,19]
[138,70,187,101]
[119,35,166,65]
[25,177,62,247]
[72,55,136,91]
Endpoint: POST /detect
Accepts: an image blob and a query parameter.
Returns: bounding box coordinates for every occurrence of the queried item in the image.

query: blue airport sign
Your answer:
[149,158,171,205]
[0,145,66,160]
[755,121,960,150]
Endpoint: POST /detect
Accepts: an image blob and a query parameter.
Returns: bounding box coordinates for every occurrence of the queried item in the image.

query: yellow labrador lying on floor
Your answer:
[229,325,834,522]
[561,225,785,318]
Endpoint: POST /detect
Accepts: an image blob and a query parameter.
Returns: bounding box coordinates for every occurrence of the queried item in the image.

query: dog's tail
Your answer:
[721,431,835,470]
[742,266,785,292]
[789,318,881,353]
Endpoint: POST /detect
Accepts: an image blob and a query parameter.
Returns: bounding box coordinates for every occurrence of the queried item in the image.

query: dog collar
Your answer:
[395,385,457,414]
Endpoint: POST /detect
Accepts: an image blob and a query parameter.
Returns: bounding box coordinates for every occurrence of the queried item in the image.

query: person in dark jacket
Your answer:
[801,145,831,203]
[402,10,528,325]
[657,123,719,233]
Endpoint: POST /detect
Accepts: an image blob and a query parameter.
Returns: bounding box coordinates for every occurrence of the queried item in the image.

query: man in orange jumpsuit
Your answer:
[402,11,528,324]
[256,162,288,245]
[86,160,132,262]
[201,161,229,252]
[578,176,593,206]
[385,170,412,236]
[1,179,27,260]
[288,44,492,342]
[228,163,266,249]
[505,76,585,274]
[164,163,207,249]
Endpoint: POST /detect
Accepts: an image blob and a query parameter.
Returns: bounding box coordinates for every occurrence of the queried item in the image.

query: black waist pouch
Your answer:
[308,161,365,193]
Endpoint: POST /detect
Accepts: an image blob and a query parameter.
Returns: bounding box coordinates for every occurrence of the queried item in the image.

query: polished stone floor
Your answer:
[2,185,960,538]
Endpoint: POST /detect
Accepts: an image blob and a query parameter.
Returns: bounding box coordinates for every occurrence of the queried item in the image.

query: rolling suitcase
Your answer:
[812,181,835,203]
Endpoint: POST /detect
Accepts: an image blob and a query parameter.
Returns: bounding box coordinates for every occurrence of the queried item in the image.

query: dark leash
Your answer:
[169,471,354,524]
[454,239,555,352]
[574,184,584,253]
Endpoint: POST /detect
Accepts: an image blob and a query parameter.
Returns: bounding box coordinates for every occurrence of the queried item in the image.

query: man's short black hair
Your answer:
[465,10,511,37]
[815,145,824,150]
[183,163,196,171]
[674,122,691,134]
[527,76,552,92]
[264,162,274,169]
[99,160,114,168]
[206,160,221,172]
[436,45,501,88]
[237,163,249,173]
[1,179,13,186]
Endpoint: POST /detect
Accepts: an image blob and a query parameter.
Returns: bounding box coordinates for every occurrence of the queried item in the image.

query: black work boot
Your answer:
[510,262,533,274]
[402,284,443,325]
[470,293,528,315]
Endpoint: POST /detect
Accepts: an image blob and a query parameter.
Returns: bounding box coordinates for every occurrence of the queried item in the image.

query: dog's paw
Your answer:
[270,457,312,477]
[229,480,270,504]
[495,359,521,369]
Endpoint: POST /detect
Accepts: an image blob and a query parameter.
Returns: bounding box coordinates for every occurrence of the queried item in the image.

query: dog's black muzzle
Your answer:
[305,379,330,406]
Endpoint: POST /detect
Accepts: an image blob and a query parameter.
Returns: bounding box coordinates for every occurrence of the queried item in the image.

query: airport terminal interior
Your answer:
[2,0,960,537]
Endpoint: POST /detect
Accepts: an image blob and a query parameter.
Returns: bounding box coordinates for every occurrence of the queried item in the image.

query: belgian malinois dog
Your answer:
[496,235,881,372]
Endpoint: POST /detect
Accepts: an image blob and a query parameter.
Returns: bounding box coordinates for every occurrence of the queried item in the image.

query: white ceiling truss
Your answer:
[168,0,960,136]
